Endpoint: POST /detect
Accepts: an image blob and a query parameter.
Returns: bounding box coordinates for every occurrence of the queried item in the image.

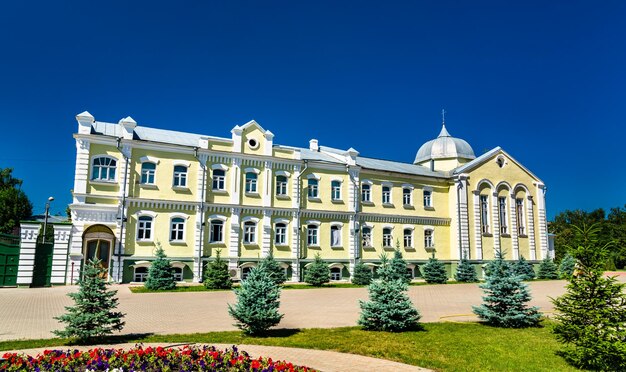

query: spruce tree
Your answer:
[304,254,330,287]
[558,254,576,279]
[472,252,541,328]
[203,249,232,289]
[358,279,420,332]
[455,256,479,282]
[54,259,125,342]
[351,261,373,285]
[512,255,536,281]
[257,251,287,285]
[377,247,412,284]
[422,256,448,284]
[228,267,283,335]
[145,243,176,290]
[537,257,558,279]
[552,223,626,370]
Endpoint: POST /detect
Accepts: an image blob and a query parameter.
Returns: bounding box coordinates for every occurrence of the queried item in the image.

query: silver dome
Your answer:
[414,125,475,164]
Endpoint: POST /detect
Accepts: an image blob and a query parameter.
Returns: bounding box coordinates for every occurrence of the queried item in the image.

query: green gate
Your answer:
[0,234,20,287]
[31,242,53,287]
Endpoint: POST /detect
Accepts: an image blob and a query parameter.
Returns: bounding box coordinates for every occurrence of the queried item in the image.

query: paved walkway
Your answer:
[3,343,429,372]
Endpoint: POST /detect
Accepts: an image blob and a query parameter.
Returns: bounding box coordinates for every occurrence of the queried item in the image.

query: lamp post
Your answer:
[43,196,54,244]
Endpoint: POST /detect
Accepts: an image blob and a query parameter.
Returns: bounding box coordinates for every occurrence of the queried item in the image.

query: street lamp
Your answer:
[43,196,54,244]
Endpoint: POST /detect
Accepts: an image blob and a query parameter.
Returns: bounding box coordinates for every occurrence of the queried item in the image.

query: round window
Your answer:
[248,138,259,149]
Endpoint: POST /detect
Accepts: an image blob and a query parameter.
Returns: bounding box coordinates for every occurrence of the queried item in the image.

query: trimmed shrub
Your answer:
[54,259,125,342]
[537,257,558,279]
[145,243,176,290]
[352,261,373,285]
[358,279,421,332]
[304,254,330,287]
[203,249,232,289]
[422,257,448,284]
[228,267,283,335]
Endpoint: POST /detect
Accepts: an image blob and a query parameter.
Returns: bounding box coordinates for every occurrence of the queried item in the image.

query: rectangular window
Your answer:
[499,197,508,234]
[170,218,185,241]
[331,225,341,247]
[141,163,156,184]
[423,190,432,207]
[516,198,525,235]
[330,268,341,281]
[424,229,434,248]
[383,228,392,247]
[173,165,187,187]
[480,195,489,234]
[361,184,371,202]
[403,229,413,248]
[212,169,225,190]
[276,175,288,196]
[137,216,152,240]
[210,220,223,243]
[331,180,341,200]
[403,188,412,205]
[275,223,287,245]
[308,179,318,198]
[243,222,256,244]
[362,227,372,247]
[245,173,257,193]
[307,225,318,246]
[382,186,391,204]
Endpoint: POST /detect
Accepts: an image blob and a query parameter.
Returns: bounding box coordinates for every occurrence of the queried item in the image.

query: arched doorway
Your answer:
[82,225,115,279]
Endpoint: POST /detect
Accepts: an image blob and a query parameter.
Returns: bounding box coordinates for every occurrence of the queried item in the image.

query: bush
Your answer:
[257,251,287,285]
[422,257,448,284]
[558,254,575,279]
[455,257,478,282]
[358,279,421,332]
[352,261,373,285]
[145,243,176,290]
[228,267,283,335]
[377,248,412,284]
[472,253,541,328]
[304,254,330,287]
[512,256,536,281]
[53,259,125,342]
[537,257,558,279]
[204,249,232,289]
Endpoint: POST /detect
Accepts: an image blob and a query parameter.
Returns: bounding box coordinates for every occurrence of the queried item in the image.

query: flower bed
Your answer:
[0,345,316,371]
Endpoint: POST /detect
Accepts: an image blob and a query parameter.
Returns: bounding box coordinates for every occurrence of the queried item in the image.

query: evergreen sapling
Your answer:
[537,257,558,279]
[203,249,232,289]
[455,255,478,282]
[351,261,373,285]
[558,254,576,279]
[144,243,176,290]
[422,256,448,284]
[257,251,287,285]
[228,267,283,335]
[377,247,412,284]
[304,254,330,287]
[54,259,125,342]
[512,255,536,281]
[358,279,421,332]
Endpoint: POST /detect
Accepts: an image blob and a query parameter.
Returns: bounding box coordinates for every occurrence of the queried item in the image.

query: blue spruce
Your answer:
[358,279,421,332]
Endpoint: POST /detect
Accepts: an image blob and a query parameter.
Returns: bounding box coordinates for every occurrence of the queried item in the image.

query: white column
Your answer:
[472,191,482,260]
[67,222,84,284]
[456,176,470,260]
[261,210,272,257]
[17,223,40,286]
[73,139,90,203]
[510,194,519,260]
[291,211,300,282]
[491,192,501,256]
[230,158,241,204]
[291,165,301,209]
[228,208,241,271]
[536,183,548,259]
[527,196,537,260]
[50,224,72,285]
[263,161,273,207]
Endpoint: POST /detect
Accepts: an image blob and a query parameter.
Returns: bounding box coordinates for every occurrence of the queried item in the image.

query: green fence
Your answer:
[0,234,20,287]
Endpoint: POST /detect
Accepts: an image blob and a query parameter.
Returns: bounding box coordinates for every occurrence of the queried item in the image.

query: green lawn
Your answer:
[0,322,577,371]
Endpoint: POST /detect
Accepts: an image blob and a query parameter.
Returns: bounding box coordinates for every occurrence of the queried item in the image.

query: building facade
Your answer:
[68,111,549,283]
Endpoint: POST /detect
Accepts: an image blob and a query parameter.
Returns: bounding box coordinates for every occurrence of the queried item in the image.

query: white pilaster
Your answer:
[50,224,72,285]
[491,192,501,256]
[510,194,519,260]
[230,158,241,204]
[73,139,90,202]
[536,183,548,259]
[17,223,40,285]
[231,126,243,153]
[67,222,84,284]
[471,190,483,260]
[291,164,301,209]
[456,175,470,260]
[261,210,272,257]
[194,152,208,282]
[228,208,241,271]
[291,211,300,282]
[76,111,94,135]
[263,161,273,207]
[527,196,537,260]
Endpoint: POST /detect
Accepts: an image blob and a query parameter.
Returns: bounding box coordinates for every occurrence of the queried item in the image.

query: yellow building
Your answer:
[68,111,549,283]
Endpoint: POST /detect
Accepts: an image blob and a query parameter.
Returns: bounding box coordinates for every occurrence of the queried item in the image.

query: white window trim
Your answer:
[331,179,343,201]
[275,170,291,177]
[173,160,191,167]
[306,222,320,247]
[211,163,228,171]
[208,215,226,243]
[136,211,157,242]
[169,215,187,243]
[244,167,261,175]
[382,225,394,247]
[306,173,321,180]
[330,222,343,247]
[139,156,160,164]
[401,183,414,190]
[381,181,393,187]
[140,162,157,185]
[403,228,414,249]
[242,220,258,245]
[274,220,289,246]
[424,226,435,248]
[382,184,393,204]
[423,187,433,208]
[90,155,119,182]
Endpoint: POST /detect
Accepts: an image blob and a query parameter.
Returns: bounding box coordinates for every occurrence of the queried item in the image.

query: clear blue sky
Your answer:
[0,1,624,220]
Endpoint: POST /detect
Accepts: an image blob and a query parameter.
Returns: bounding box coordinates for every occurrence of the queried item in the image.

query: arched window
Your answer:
[276,175,288,196]
[140,162,156,184]
[170,217,185,241]
[516,198,526,236]
[243,221,257,244]
[134,267,148,282]
[498,197,508,234]
[308,179,319,198]
[241,266,253,280]
[245,172,257,193]
[403,228,413,248]
[330,267,342,281]
[307,224,319,246]
[137,216,153,241]
[91,156,117,181]
[212,169,225,190]
[331,225,342,247]
[331,180,342,200]
[173,165,187,187]
[209,220,224,243]
[480,194,490,234]
[275,223,287,245]
[403,188,412,206]
[383,227,393,247]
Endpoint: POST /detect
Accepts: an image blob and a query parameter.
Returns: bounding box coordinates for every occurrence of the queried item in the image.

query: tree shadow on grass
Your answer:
[250,328,301,338]
[67,333,154,346]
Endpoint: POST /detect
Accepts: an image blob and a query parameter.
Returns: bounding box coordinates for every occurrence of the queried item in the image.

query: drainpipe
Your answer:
[348,166,360,260]
[116,137,130,283]
[194,147,206,282]
[295,160,308,281]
